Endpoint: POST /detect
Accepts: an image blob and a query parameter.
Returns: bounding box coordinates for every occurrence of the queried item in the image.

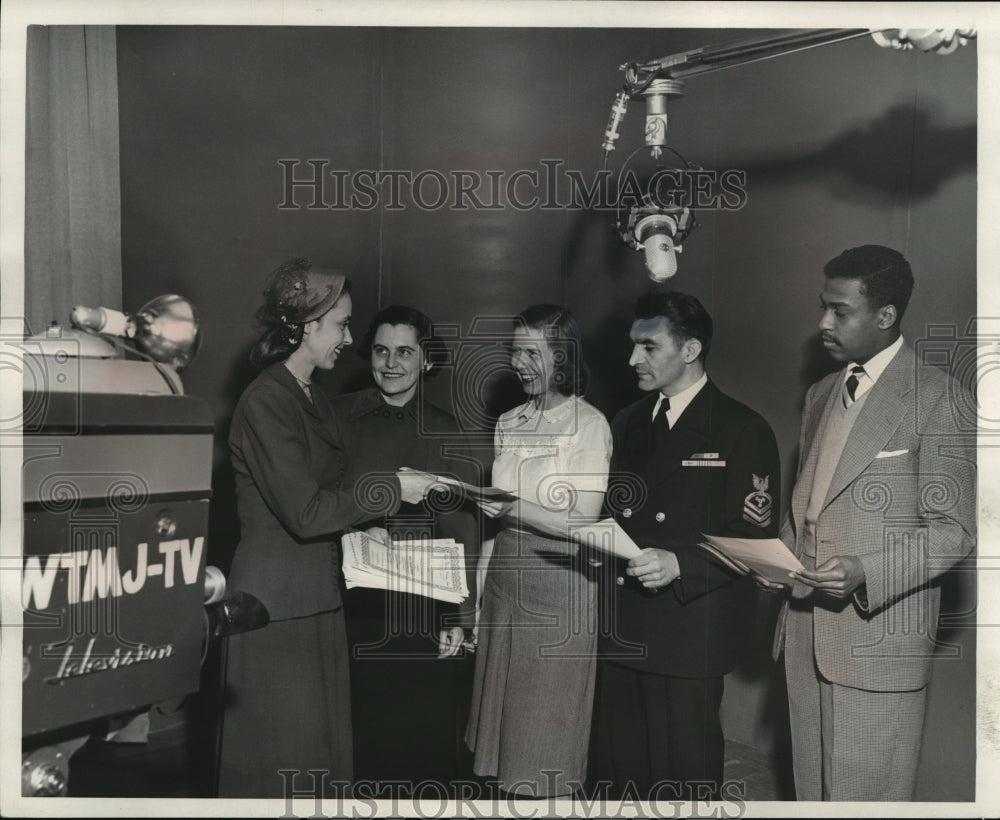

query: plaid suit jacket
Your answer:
[774,343,976,691]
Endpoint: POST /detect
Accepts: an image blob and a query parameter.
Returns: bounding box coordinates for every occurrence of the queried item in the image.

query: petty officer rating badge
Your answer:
[743,474,772,528]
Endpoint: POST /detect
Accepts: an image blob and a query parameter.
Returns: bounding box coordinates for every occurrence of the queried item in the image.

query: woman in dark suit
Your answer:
[332,304,479,786]
[218,260,433,797]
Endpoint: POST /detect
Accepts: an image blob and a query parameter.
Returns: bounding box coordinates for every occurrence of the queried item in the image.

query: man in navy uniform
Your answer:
[593,291,781,800]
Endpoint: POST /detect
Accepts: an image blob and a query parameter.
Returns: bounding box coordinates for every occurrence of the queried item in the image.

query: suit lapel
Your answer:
[267,363,342,447]
[620,392,658,472]
[823,344,913,509]
[641,381,713,491]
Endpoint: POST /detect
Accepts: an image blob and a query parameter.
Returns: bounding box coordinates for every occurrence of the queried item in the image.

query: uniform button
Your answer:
[616,576,625,586]
[396,412,404,420]
[622,508,632,518]
[655,512,665,523]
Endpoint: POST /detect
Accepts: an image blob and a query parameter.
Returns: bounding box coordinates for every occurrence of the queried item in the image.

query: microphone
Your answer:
[634,213,681,281]
[621,204,695,281]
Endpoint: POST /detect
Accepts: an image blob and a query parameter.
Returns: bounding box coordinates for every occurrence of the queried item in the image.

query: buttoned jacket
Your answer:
[228,364,401,621]
[330,387,480,628]
[600,379,781,677]
[775,344,977,690]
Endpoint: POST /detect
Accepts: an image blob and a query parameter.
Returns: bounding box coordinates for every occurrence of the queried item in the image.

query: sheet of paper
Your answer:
[421,473,518,504]
[698,534,804,584]
[568,518,643,560]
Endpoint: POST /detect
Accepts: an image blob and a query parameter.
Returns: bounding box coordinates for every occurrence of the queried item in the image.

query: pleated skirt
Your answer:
[465,528,598,797]
[217,609,353,798]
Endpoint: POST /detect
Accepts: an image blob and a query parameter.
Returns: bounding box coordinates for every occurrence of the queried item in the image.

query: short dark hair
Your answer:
[514,303,590,396]
[634,291,713,362]
[824,245,914,325]
[357,304,448,379]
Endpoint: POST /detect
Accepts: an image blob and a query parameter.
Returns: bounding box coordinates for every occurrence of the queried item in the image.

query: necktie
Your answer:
[843,365,866,407]
[652,396,671,448]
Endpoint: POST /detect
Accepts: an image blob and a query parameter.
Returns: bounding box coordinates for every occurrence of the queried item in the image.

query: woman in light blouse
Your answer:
[464,303,612,798]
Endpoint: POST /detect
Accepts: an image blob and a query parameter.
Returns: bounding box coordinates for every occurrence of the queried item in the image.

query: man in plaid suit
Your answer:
[773,245,977,800]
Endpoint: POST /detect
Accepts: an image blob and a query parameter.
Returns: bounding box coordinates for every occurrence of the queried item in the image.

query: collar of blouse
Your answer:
[513,394,577,426]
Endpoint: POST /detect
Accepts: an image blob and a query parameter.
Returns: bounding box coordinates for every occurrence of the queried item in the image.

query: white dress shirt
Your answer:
[846,335,904,401]
[651,373,708,428]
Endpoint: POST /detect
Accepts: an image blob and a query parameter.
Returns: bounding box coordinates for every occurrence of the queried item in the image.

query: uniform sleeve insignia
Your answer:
[743,473,772,528]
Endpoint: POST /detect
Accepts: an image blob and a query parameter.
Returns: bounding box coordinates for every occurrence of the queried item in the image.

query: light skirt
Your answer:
[465,528,598,797]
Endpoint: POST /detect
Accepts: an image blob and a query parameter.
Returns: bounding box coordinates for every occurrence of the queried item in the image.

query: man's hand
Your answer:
[753,575,789,594]
[626,548,680,590]
[792,555,866,598]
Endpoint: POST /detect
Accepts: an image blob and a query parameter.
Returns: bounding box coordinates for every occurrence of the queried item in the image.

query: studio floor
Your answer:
[65,720,786,802]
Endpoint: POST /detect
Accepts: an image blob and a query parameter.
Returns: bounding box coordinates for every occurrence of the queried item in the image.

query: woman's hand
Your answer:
[477,498,514,518]
[396,469,438,504]
[364,526,390,545]
[437,626,465,658]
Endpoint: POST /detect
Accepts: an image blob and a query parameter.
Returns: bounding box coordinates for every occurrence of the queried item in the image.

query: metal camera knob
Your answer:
[23,760,67,797]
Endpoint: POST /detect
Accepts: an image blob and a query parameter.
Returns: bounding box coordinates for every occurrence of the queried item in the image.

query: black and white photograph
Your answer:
[1,1,996,816]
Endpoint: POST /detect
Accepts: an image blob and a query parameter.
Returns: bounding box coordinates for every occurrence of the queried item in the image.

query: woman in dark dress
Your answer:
[331,305,479,786]
[218,261,434,797]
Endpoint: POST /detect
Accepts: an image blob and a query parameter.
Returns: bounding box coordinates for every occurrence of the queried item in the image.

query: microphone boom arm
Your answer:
[625,29,872,90]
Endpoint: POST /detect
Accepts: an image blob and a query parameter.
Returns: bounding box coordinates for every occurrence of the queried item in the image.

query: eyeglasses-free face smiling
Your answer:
[371,323,427,406]
[301,292,353,371]
[510,325,560,399]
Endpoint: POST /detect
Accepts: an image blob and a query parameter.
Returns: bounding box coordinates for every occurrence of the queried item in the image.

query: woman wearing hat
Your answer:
[218,259,434,797]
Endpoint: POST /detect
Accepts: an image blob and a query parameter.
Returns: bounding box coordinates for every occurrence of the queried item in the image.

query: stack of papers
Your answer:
[341,529,469,604]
